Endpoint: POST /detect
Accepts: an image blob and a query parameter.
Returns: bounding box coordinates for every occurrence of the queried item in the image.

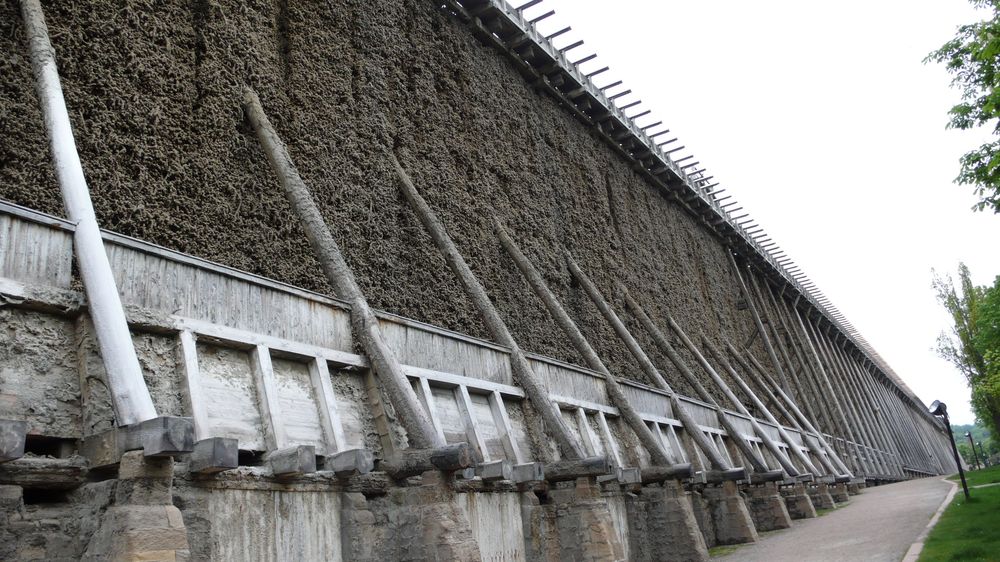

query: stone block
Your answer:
[806,482,836,510]
[82,417,195,468]
[325,448,375,478]
[702,481,758,546]
[779,483,817,519]
[830,482,850,503]
[0,420,28,462]
[188,438,238,474]
[267,445,316,476]
[511,462,544,483]
[742,482,792,531]
[475,460,511,481]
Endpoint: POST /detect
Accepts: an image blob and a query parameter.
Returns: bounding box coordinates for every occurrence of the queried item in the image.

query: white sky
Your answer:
[534,0,1000,424]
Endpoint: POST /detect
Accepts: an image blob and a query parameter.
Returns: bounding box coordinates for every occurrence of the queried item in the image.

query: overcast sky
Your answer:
[534,0,1000,424]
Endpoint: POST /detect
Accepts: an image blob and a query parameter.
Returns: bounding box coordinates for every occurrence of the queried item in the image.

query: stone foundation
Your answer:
[830,482,851,503]
[742,482,792,531]
[779,483,818,520]
[807,483,837,510]
[699,481,758,546]
[524,477,625,562]
[625,481,709,562]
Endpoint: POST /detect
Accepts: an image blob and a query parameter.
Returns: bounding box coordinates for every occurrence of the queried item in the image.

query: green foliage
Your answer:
[934,265,1000,435]
[926,0,1000,213]
[923,467,1000,561]
[952,423,999,466]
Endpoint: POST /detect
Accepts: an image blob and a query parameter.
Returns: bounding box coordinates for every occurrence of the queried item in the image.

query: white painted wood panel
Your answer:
[271,357,326,452]
[196,343,267,451]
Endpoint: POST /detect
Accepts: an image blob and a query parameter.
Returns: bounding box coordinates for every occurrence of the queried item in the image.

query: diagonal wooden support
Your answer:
[698,336,801,477]
[621,291,771,474]
[744,354,853,477]
[733,349,841,477]
[494,223,673,466]
[392,155,583,461]
[21,0,156,426]
[243,88,439,449]
[727,253,790,391]
[565,254,732,471]
[714,342,825,476]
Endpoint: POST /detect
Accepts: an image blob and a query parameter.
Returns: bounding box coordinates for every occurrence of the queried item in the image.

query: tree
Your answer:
[934,264,1000,434]
[926,0,1000,213]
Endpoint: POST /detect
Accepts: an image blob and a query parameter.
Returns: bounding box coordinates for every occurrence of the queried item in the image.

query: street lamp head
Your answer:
[929,400,947,416]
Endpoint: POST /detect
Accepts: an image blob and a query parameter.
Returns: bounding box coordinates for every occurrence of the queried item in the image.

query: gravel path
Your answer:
[714,477,954,561]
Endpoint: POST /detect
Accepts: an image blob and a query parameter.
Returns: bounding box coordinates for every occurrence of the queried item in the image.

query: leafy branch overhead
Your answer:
[926,0,1000,213]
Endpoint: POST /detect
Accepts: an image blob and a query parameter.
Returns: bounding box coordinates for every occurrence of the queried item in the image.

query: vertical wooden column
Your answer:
[242,89,440,449]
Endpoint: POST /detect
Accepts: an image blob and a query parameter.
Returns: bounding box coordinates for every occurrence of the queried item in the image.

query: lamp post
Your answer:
[929,401,969,499]
[978,442,989,467]
[966,432,981,470]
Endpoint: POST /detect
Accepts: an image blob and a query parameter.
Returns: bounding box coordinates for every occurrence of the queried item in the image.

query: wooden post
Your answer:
[565,254,732,470]
[620,290,771,473]
[242,89,440,449]
[697,336,801,477]
[494,223,673,466]
[737,350,845,477]
[727,253,789,390]
[392,156,584,460]
[20,0,156,425]
[711,342,824,476]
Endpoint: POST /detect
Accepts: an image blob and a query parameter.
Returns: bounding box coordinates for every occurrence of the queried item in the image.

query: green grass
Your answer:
[947,464,1000,487]
[920,475,1000,561]
[708,545,740,557]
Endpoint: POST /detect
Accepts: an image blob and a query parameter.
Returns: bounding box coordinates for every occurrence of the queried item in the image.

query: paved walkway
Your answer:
[715,477,954,561]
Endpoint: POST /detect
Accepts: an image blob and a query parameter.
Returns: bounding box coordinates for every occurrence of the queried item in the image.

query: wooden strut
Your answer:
[494,222,674,466]
[734,349,843,477]
[564,254,732,471]
[714,342,826,476]
[242,89,441,449]
[391,156,585,461]
[697,336,802,477]
[743,351,854,477]
[20,0,157,425]
[727,253,790,391]
[620,290,771,473]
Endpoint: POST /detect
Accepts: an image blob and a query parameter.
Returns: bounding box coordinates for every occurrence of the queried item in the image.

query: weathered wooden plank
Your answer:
[178,330,210,441]
[310,357,347,455]
[455,385,489,462]
[251,345,287,451]
[596,412,623,467]
[198,344,267,450]
[414,377,446,444]
[272,357,326,452]
[489,391,525,464]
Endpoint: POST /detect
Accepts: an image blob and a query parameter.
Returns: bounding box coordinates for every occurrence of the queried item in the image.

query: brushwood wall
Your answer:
[0,0,766,400]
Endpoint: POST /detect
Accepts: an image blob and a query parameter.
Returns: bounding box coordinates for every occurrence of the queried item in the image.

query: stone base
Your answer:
[701,481,758,546]
[779,483,817,520]
[524,477,625,562]
[382,471,481,561]
[830,482,850,503]
[82,451,190,561]
[742,482,792,531]
[626,481,708,562]
[807,483,836,510]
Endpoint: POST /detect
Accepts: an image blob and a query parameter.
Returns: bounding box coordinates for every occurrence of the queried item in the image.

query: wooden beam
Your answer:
[251,345,286,451]
[309,357,347,455]
[178,330,210,442]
